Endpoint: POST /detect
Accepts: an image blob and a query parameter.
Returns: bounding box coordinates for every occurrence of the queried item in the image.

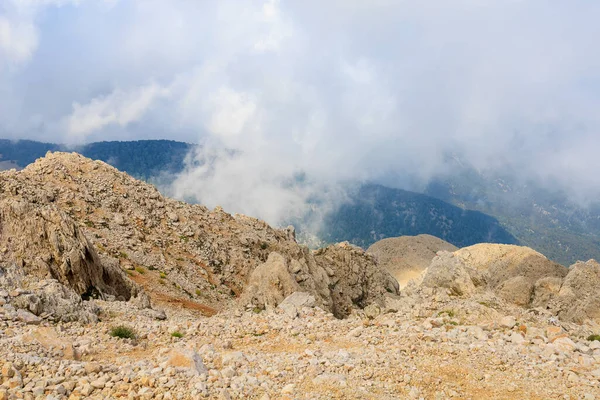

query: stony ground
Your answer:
[2,287,600,400]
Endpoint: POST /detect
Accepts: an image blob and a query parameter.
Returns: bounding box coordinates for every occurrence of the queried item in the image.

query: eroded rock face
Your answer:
[241,243,399,318]
[313,242,399,318]
[0,200,137,301]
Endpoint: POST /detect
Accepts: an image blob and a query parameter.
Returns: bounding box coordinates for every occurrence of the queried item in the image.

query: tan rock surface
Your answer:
[367,234,457,288]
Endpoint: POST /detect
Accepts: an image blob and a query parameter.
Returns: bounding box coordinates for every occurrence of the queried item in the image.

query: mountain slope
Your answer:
[425,159,600,265]
[0,139,192,180]
[317,183,518,249]
[1,151,396,317]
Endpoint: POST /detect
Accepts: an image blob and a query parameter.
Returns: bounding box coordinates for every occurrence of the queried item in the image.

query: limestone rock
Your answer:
[553,260,600,323]
[421,252,478,296]
[367,234,457,288]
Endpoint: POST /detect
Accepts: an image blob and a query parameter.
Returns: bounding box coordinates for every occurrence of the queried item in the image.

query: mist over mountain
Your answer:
[7,138,600,265]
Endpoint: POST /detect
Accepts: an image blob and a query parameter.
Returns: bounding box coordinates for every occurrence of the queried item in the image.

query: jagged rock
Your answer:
[367,234,457,288]
[496,276,534,306]
[313,242,399,318]
[421,244,567,309]
[0,198,139,302]
[240,252,304,310]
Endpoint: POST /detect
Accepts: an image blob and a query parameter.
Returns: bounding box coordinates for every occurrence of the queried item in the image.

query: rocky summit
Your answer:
[0,152,599,399]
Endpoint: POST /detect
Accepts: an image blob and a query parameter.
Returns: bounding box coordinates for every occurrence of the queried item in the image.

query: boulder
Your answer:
[421,251,478,296]
[278,292,316,318]
[240,252,305,310]
[553,260,600,323]
[164,348,207,376]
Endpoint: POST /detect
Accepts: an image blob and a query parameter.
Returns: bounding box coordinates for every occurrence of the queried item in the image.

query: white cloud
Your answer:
[3,0,600,220]
[65,83,169,142]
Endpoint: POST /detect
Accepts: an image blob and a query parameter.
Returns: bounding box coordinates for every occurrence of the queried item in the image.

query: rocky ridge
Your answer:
[0,152,396,319]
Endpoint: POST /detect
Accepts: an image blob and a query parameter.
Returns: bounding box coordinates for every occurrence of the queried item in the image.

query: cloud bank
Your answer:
[2,0,600,223]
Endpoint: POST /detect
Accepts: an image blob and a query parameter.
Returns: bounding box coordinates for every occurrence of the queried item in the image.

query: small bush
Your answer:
[171,331,184,338]
[135,266,146,274]
[260,242,268,250]
[119,252,128,259]
[159,272,167,279]
[195,289,202,296]
[110,325,136,339]
[587,334,600,342]
[438,310,455,318]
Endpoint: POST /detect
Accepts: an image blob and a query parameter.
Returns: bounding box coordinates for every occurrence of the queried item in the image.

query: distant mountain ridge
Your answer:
[0,139,192,180]
[316,183,518,249]
[4,138,599,264]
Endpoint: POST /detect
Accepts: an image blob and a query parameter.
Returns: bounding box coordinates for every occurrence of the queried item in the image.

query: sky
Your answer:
[2,0,600,223]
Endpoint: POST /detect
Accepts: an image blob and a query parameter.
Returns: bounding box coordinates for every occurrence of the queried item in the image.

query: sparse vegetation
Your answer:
[84,220,95,228]
[195,289,202,296]
[438,310,455,318]
[171,331,184,338]
[260,242,268,250]
[135,266,146,274]
[159,272,167,279]
[159,278,165,285]
[109,325,136,339]
[588,334,600,341]
[119,251,128,259]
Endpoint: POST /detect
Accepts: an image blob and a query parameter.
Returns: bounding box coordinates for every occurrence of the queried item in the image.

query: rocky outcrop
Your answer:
[547,260,600,323]
[367,234,457,288]
[313,242,399,318]
[0,200,137,301]
[453,244,567,290]
[418,244,600,324]
[240,243,399,318]
[421,244,567,306]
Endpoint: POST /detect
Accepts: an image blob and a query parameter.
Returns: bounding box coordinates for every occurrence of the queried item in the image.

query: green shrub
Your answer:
[159,272,167,279]
[171,331,184,338]
[587,334,600,341]
[135,266,146,274]
[260,242,268,250]
[110,325,136,339]
[195,289,202,296]
[119,252,128,259]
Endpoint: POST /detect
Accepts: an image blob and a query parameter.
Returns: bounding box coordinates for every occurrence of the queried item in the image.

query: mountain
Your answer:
[3,138,600,265]
[425,159,600,265]
[0,139,192,180]
[316,183,518,249]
